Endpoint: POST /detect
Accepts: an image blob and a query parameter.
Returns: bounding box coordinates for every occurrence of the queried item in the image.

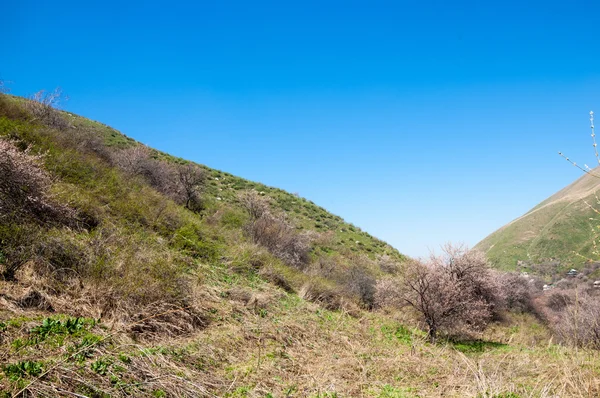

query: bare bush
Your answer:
[62,126,113,161]
[0,139,72,225]
[238,190,271,220]
[377,254,403,274]
[310,255,339,278]
[0,139,81,278]
[111,146,177,196]
[0,140,49,218]
[176,163,206,211]
[552,291,600,349]
[111,147,208,210]
[544,289,572,311]
[0,223,41,280]
[400,245,499,342]
[344,264,376,309]
[246,213,311,267]
[496,272,536,313]
[299,281,346,311]
[35,232,90,281]
[374,277,402,308]
[139,159,175,197]
[111,145,153,174]
[25,88,70,130]
[238,190,311,268]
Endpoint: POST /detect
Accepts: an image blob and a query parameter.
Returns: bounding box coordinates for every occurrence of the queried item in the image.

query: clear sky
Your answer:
[3,0,600,257]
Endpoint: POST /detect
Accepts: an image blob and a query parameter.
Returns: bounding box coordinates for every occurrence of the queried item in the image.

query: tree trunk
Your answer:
[427,321,437,344]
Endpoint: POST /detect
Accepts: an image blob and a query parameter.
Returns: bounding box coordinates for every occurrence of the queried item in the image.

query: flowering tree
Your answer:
[0,139,51,222]
[400,245,499,342]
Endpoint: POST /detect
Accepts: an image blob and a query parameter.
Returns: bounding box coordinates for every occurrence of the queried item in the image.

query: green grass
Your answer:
[447,339,509,354]
[476,195,600,273]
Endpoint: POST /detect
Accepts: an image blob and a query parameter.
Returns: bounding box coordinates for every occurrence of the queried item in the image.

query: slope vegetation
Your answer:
[1,93,598,397]
[476,167,600,274]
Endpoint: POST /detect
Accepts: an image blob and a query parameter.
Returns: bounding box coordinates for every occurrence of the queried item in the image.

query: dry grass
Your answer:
[2,272,600,397]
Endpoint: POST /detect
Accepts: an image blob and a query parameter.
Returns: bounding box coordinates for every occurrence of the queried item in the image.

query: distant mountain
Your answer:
[475,168,600,274]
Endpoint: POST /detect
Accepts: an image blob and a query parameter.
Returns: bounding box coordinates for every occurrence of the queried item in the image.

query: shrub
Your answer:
[310,255,340,278]
[551,290,600,349]
[111,146,207,210]
[259,265,295,293]
[0,139,52,222]
[25,88,70,130]
[35,231,89,280]
[54,125,113,162]
[238,190,271,220]
[171,223,220,263]
[0,94,30,120]
[344,264,376,309]
[246,213,311,268]
[239,190,311,268]
[110,146,177,197]
[176,163,207,211]
[0,139,79,278]
[374,277,404,309]
[544,289,572,311]
[220,209,248,229]
[105,244,191,311]
[299,280,345,311]
[495,272,537,314]
[0,222,42,280]
[377,254,403,274]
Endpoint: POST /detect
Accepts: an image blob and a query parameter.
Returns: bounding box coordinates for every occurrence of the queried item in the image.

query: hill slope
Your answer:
[1,93,599,397]
[475,167,600,274]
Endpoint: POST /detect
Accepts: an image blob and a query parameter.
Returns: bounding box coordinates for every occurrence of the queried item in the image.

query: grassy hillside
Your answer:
[1,93,599,397]
[475,168,600,275]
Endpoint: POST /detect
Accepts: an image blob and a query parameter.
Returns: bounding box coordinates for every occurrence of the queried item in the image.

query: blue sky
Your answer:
[3,0,600,257]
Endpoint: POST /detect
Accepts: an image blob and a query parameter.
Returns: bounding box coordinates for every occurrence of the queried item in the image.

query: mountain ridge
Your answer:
[475,166,600,274]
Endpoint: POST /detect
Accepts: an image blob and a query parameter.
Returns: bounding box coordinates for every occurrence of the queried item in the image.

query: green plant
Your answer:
[171,223,220,262]
[118,353,132,364]
[2,361,44,381]
[30,317,92,340]
[378,385,418,398]
[221,209,248,228]
[91,358,112,375]
[69,334,104,362]
[380,324,416,345]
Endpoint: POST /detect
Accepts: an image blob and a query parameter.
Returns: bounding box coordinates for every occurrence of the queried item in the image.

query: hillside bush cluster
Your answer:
[534,282,600,348]
[239,190,312,268]
[110,145,206,211]
[553,291,600,349]
[377,245,600,347]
